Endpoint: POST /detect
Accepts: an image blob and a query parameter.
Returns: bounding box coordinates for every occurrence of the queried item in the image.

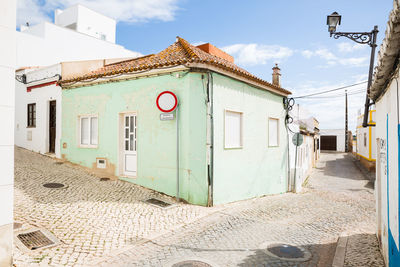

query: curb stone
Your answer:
[332,234,348,267]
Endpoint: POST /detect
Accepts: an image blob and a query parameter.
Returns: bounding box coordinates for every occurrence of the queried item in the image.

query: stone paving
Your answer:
[13,147,218,266]
[14,148,384,266]
[98,152,384,267]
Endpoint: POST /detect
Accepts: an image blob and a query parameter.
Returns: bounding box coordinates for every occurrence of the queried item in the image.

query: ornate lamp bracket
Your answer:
[330,31,376,47]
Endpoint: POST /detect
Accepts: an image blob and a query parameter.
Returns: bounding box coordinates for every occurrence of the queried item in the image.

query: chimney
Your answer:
[272,63,281,87]
[196,43,234,63]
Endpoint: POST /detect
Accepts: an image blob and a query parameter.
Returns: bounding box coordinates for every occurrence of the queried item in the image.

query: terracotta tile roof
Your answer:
[61,37,291,95]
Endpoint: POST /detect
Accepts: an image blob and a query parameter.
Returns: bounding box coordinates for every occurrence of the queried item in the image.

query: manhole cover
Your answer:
[261,243,311,262]
[17,230,54,250]
[171,260,212,267]
[145,198,172,208]
[43,183,65,189]
[100,177,110,181]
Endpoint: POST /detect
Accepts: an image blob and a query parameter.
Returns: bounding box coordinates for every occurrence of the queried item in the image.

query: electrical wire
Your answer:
[293,81,367,99]
[300,89,366,99]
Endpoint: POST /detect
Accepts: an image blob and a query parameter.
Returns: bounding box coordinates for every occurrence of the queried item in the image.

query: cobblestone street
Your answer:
[14,148,384,266]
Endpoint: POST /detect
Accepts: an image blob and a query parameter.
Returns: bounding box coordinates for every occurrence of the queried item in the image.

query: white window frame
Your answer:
[224,109,243,149]
[268,117,279,147]
[78,114,98,148]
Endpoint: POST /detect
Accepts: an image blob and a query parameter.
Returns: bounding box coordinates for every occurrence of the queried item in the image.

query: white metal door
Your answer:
[123,114,137,176]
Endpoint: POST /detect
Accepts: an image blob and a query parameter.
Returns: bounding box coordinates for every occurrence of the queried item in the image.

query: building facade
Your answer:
[369,1,400,266]
[58,38,291,206]
[356,110,376,171]
[288,105,320,192]
[320,129,346,152]
[0,0,15,265]
[16,4,139,68]
[15,5,139,158]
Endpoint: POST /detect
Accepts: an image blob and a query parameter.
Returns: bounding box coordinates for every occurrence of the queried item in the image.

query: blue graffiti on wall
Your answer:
[387,116,400,266]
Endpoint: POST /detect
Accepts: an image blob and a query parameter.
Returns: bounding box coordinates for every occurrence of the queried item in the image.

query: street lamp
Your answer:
[327,12,341,33]
[326,12,378,129]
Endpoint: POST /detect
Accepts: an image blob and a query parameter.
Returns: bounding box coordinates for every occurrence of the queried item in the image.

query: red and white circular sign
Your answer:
[156,91,178,113]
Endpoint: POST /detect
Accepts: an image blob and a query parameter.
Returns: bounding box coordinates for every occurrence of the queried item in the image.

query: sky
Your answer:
[17,0,394,132]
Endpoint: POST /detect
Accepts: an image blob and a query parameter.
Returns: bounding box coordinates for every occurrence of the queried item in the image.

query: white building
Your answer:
[370,1,400,265]
[15,5,139,158]
[320,129,346,152]
[355,110,376,171]
[54,5,116,43]
[0,0,15,265]
[16,4,139,68]
[288,104,320,192]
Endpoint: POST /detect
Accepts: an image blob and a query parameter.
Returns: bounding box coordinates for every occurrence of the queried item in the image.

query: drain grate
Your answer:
[262,243,311,262]
[100,177,110,181]
[145,198,172,208]
[172,260,212,267]
[17,230,54,250]
[43,183,65,188]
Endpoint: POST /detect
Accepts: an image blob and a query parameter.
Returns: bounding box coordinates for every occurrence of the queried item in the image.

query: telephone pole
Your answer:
[345,90,348,152]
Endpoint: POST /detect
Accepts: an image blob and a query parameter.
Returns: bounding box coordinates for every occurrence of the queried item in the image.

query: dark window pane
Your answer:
[125,116,129,127]
[125,140,129,151]
[130,116,134,132]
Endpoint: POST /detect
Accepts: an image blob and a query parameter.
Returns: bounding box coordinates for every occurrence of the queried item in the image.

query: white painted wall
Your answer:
[288,127,319,192]
[356,111,376,161]
[375,74,400,264]
[320,129,346,152]
[15,6,140,159]
[15,65,62,158]
[54,4,116,43]
[0,0,15,265]
[287,105,320,192]
[17,21,139,68]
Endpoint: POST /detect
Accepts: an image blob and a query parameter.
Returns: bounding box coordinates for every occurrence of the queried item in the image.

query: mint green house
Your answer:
[60,37,291,206]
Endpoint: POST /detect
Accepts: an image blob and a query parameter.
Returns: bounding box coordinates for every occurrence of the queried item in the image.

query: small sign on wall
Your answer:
[160,113,175,121]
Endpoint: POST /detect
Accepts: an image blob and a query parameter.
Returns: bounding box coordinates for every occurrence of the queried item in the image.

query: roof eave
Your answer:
[370,2,400,101]
[186,62,291,97]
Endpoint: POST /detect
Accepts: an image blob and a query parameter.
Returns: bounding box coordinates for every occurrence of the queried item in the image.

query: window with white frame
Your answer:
[79,115,98,146]
[268,118,279,147]
[224,110,243,148]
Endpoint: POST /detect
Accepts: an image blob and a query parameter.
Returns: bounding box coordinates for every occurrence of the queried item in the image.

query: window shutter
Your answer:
[90,117,98,145]
[81,118,90,145]
[269,118,279,146]
[225,111,242,148]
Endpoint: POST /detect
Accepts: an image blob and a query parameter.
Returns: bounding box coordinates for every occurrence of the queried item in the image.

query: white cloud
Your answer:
[337,42,366,53]
[17,0,181,25]
[222,43,293,66]
[17,0,51,26]
[301,50,313,59]
[301,48,368,67]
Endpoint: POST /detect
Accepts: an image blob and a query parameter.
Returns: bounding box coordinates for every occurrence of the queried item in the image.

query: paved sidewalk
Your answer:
[14,149,384,266]
[13,147,219,266]
[98,153,383,266]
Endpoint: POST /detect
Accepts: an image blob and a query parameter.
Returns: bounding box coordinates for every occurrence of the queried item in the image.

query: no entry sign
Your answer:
[156,91,178,113]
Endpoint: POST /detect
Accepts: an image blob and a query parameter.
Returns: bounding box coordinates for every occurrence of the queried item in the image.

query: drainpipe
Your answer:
[207,71,214,207]
[362,26,378,128]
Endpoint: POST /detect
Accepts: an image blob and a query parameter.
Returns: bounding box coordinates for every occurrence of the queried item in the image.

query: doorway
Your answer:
[49,101,56,153]
[121,113,137,176]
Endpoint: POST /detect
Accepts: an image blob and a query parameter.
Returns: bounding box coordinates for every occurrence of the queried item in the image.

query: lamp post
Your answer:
[327,12,378,130]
